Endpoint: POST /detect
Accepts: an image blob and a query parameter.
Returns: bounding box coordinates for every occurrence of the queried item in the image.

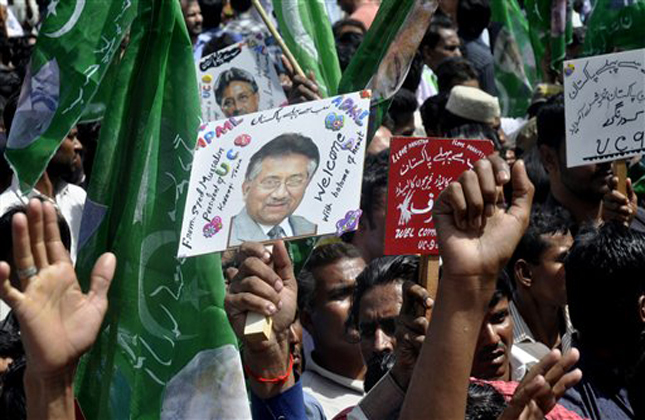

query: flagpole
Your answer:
[251,0,307,79]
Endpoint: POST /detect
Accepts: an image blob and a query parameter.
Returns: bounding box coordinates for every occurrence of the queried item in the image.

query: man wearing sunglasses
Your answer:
[229,133,319,247]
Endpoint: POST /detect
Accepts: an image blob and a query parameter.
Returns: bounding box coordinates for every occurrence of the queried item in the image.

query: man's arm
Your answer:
[0,199,116,420]
[399,157,534,420]
[225,241,308,419]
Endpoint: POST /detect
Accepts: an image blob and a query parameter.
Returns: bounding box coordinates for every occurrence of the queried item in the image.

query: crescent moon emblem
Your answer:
[44,0,85,39]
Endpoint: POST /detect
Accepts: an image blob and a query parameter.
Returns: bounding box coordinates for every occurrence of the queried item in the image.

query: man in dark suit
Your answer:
[229,133,319,246]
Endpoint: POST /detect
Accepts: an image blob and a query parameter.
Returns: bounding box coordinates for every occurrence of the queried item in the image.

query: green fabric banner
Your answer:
[583,0,645,56]
[74,1,248,419]
[5,1,136,190]
[272,0,342,97]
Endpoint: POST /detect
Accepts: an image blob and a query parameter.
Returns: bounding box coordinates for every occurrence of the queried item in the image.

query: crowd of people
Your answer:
[0,0,644,419]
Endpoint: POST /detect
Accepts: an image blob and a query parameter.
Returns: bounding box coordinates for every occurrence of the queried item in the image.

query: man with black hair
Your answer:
[384,89,417,137]
[298,242,367,418]
[419,13,461,73]
[537,94,645,230]
[561,222,645,419]
[345,149,388,263]
[229,133,319,246]
[180,0,205,60]
[457,0,498,96]
[214,67,260,117]
[435,56,480,94]
[508,206,574,360]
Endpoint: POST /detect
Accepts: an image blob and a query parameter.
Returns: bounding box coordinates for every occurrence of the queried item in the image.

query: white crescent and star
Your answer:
[44,0,85,39]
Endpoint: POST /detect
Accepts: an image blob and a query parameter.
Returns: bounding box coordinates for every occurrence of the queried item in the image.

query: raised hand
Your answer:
[282,55,321,104]
[499,349,582,420]
[433,157,534,279]
[602,175,638,227]
[0,199,116,377]
[225,241,297,350]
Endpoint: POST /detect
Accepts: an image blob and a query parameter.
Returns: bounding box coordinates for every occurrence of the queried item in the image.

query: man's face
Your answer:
[221,81,259,117]
[529,233,573,307]
[556,143,612,202]
[182,1,203,39]
[471,296,514,381]
[307,257,367,359]
[358,282,403,368]
[49,127,82,178]
[425,28,461,70]
[242,154,311,226]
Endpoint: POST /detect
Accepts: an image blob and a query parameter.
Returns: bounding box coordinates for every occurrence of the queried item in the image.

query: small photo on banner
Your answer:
[178,91,372,257]
[564,49,645,168]
[197,33,287,122]
[384,137,494,256]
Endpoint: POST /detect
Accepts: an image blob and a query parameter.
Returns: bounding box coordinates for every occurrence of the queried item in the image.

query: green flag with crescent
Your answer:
[5,0,136,190]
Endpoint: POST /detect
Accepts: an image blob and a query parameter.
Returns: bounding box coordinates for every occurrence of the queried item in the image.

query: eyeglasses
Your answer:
[258,175,307,191]
[358,317,397,339]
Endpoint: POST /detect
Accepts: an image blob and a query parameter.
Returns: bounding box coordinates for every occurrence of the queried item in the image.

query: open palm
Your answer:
[0,199,115,376]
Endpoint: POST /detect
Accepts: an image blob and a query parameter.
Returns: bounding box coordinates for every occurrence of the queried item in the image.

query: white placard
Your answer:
[178,91,371,257]
[564,49,645,167]
[197,34,287,123]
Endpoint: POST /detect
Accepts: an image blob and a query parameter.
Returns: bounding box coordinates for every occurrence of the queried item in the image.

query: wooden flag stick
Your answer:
[613,160,628,196]
[244,244,274,343]
[250,0,307,79]
[419,255,440,302]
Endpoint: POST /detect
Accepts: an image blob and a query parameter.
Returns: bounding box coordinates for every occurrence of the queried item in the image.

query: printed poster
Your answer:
[197,33,287,122]
[384,137,494,256]
[564,49,645,167]
[178,91,371,257]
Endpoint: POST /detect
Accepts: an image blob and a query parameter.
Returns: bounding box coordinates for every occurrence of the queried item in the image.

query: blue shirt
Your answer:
[251,381,326,420]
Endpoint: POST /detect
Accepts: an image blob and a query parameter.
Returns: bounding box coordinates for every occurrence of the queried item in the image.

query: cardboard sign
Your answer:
[384,137,494,256]
[564,49,645,167]
[197,33,287,123]
[178,91,371,257]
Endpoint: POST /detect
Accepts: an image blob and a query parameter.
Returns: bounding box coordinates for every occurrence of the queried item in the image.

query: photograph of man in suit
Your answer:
[215,67,260,117]
[228,133,319,246]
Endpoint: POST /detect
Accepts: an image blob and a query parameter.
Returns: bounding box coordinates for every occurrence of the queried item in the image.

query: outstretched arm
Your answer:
[399,157,534,420]
[0,199,116,420]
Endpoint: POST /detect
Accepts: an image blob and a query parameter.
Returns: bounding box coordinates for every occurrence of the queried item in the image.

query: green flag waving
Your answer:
[5,1,136,190]
[74,1,249,419]
[272,0,342,97]
[491,0,538,117]
[338,0,438,136]
[584,0,645,56]
[525,0,573,76]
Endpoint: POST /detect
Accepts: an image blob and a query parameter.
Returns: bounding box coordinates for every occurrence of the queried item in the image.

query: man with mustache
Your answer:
[229,133,319,247]
[215,67,261,118]
[538,94,645,230]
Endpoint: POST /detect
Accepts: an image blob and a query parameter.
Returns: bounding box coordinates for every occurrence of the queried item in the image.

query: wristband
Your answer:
[244,354,294,384]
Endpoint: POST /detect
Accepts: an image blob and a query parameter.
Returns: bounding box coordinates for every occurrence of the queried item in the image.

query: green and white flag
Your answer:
[338,0,438,137]
[491,0,538,117]
[5,0,136,190]
[525,0,573,75]
[584,0,645,56]
[272,0,342,97]
[74,1,249,419]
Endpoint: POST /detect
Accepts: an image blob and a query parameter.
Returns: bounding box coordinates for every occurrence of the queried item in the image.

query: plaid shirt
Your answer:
[223,11,268,39]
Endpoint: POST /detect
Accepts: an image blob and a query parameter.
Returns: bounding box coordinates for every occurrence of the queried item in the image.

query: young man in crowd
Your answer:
[298,243,367,418]
[507,206,574,359]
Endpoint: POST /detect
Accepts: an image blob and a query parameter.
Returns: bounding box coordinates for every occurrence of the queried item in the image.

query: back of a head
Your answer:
[436,57,479,94]
[420,93,449,136]
[536,94,565,150]
[457,0,491,40]
[348,255,420,329]
[199,0,224,30]
[565,222,645,339]
[466,382,507,420]
[360,149,389,230]
[386,88,418,131]
[297,242,363,311]
[445,123,501,150]
[522,146,550,204]
[230,0,252,13]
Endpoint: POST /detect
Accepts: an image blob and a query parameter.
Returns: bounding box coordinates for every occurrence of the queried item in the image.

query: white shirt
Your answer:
[302,354,365,419]
[0,177,86,320]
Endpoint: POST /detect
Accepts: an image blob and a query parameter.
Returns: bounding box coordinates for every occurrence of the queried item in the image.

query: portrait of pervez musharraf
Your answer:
[228,133,320,247]
[215,67,260,117]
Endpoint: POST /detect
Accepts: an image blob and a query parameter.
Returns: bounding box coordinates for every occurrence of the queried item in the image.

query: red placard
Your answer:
[384,137,494,255]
